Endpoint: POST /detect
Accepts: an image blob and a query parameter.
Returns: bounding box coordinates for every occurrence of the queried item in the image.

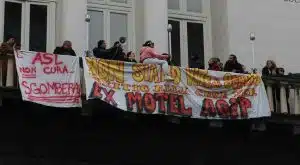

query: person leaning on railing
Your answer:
[53,40,76,56]
[0,35,16,56]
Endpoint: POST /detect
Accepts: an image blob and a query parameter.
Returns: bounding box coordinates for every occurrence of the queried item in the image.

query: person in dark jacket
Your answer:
[262,60,277,76]
[111,41,125,61]
[125,51,137,63]
[53,40,76,56]
[223,54,244,73]
[93,40,122,60]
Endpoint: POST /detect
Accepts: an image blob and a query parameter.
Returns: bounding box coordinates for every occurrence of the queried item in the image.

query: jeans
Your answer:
[143,58,169,75]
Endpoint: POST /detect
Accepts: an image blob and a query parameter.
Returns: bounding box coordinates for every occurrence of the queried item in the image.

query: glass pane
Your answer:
[4,2,22,46]
[187,22,204,69]
[89,10,104,50]
[29,4,47,52]
[187,0,202,13]
[110,12,128,51]
[168,0,180,10]
[110,0,127,3]
[168,20,181,66]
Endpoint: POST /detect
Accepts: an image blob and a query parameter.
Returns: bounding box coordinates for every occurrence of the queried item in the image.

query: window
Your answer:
[4,1,22,44]
[2,0,55,52]
[167,0,202,13]
[29,4,47,52]
[168,0,180,10]
[168,20,181,66]
[187,22,204,69]
[186,0,202,13]
[110,0,127,3]
[167,0,210,68]
[110,13,128,51]
[88,0,134,52]
[88,10,104,50]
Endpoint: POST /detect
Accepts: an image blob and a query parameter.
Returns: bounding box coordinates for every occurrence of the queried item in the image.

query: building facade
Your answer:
[0,0,300,72]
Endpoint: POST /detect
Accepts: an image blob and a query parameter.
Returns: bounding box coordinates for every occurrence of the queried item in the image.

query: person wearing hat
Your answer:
[140,40,173,81]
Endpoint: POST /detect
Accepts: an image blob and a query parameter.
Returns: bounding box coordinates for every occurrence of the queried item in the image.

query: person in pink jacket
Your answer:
[140,40,173,81]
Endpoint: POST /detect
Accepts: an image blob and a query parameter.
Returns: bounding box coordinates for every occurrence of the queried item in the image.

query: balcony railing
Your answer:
[0,53,299,117]
[263,75,300,116]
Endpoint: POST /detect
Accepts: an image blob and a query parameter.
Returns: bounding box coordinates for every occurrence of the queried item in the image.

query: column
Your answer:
[143,0,168,53]
[60,0,87,56]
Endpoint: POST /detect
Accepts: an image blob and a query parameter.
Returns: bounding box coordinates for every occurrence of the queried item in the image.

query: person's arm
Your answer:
[149,48,168,60]
[53,47,60,54]
[71,49,76,56]
[223,62,230,72]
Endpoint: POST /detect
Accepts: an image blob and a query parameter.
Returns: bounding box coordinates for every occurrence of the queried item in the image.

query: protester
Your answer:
[262,60,277,76]
[111,41,125,61]
[140,40,173,81]
[208,57,222,71]
[53,40,76,56]
[93,40,122,60]
[223,54,244,73]
[0,35,16,56]
[125,51,137,63]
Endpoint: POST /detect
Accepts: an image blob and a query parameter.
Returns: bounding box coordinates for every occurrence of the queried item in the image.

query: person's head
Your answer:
[143,40,154,48]
[266,60,276,69]
[62,40,72,49]
[127,51,135,60]
[208,57,219,65]
[97,40,106,49]
[6,35,16,45]
[228,54,237,63]
[277,68,285,75]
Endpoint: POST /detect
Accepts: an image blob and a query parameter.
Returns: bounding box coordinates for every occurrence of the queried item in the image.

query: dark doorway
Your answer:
[4,1,22,44]
[29,4,47,52]
[187,22,204,69]
[168,20,181,66]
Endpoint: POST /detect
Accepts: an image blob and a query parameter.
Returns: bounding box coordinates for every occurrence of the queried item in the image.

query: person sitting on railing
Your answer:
[223,54,244,73]
[53,40,76,56]
[140,40,173,81]
[125,51,137,63]
[262,60,277,76]
[0,35,16,56]
[208,57,222,71]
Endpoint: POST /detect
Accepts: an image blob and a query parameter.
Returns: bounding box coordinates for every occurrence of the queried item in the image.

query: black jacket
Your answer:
[53,47,76,56]
[93,46,125,61]
[224,61,244,73]
[125,58,137,63]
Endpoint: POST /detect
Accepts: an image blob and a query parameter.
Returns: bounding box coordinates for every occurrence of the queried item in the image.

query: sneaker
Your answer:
[164,75,174,81]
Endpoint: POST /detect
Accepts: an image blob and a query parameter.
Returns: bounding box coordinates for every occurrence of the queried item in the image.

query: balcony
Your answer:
[0,53,299,133]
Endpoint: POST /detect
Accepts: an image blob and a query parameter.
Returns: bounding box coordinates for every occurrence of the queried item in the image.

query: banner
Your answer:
[83,58,271,119]
[15,51,81,108]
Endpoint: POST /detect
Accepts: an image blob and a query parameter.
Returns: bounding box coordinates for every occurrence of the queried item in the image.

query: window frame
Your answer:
[0,0,56,52]
[87,0,135,52]
[168,0,212,68]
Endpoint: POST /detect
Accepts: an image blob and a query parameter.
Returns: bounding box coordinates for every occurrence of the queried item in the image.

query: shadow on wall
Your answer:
[0,98,299,165]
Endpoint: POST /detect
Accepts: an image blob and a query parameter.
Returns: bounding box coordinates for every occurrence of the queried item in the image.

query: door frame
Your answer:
[0,0,56,52]
[168,18,208,68]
